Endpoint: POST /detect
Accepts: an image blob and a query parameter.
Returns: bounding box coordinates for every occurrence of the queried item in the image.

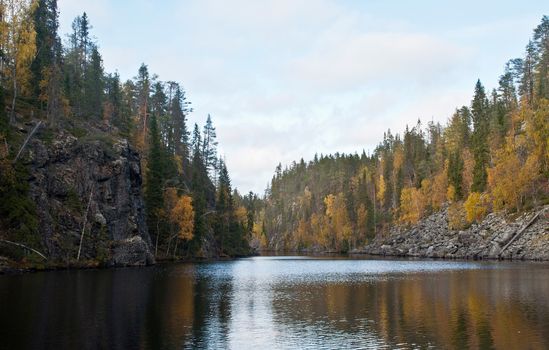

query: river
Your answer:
[1,256,549,349]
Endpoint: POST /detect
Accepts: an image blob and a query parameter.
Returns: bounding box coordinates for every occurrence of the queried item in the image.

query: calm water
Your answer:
[1,256,549,349]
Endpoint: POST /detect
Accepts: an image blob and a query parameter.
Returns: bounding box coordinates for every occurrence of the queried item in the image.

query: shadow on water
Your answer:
[1,257,549,349]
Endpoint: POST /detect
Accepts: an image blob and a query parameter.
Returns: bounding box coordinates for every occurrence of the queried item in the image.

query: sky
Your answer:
[58,0,548,194]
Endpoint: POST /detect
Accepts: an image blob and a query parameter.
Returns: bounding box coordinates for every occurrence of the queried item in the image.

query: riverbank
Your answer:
[0,252,260,275]
[357,205,549,261]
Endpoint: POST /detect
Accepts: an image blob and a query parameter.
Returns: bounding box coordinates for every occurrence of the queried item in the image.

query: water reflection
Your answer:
[1,257,549,349]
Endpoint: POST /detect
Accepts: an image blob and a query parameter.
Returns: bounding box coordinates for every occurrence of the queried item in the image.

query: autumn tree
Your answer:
[30,0,62,124]
[1,0,37,123]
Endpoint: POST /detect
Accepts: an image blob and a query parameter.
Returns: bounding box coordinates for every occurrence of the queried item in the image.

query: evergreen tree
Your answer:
[448,151,464,200]
[202,114,218,176]
[471,80,490,192]
[105,72,123,129]
[170,84,191,164]
[191,123,201,155]
[144,115,165,250]
[30,0,62,115]
[189,141,208,252]
[64,12,95,117]
[533,15,549,100]
[82,45,103,118]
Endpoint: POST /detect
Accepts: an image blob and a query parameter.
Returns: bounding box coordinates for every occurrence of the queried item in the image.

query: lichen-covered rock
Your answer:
[361,205,549,261]
[24,128,155,266]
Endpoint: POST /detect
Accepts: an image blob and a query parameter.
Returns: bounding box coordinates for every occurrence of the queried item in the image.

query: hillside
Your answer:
[252,16,549,254]
[0,2,252,269]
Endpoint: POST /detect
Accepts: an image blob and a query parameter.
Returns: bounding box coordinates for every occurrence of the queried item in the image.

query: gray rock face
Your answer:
[361,205,549,261]
[111,236,155,266]
[26,129,154,266]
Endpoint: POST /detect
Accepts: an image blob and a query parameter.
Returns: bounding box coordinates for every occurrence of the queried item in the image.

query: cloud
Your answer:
[56,0,544,193]
[288,32,471,91]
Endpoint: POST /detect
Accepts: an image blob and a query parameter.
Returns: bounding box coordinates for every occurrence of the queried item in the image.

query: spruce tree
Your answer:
[105,72,123,129]
[202,114,218,175]
[82,46,104,118]
[471,80,490,192]
[145,115,165,247]
[171,85,191,164]
[448,151,464,200]
[30,0,61,109]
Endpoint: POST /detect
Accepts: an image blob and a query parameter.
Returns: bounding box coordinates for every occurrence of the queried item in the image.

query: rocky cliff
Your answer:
[359,205,549,260]
[21,123,154,266]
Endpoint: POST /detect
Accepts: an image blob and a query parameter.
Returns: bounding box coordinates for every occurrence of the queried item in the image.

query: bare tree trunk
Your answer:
[14,121,42,162]
[77,185,94,261]
[0,239,47,260]
[10,66,17,124]
[155,219,160,257]
[173,239,179,259]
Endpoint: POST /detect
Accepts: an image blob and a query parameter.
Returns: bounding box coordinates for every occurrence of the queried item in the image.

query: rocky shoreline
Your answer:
[357,205,549,261]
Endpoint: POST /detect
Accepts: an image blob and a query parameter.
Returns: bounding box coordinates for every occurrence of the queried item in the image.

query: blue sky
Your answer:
[58,1,548,193]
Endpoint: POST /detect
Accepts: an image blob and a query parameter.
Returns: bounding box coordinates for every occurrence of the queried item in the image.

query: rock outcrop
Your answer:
[24,126,154,266]
[359,205,549,261]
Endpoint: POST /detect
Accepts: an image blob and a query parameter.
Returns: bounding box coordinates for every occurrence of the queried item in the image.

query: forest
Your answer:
[252,17,549,252]
[0,0,547,262]
[0,0,252,262]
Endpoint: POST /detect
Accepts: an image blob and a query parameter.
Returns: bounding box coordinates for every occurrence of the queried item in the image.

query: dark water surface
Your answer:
[1,256,549,349]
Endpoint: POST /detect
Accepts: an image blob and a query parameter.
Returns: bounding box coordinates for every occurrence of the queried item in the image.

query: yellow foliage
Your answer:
[324,193,352,249]
[448,201,467,230]
[461,148,474,197]
[399,179,433,225]
[170,195,194,241]
[356,204,367,234]
[488,138,536,211]
[310,212,330,248]
[324,194,335,217]
[250,209,267,249]
[447,185,456,203]
[393,145,405,175]
[376,175,386,203]
[464,192,489,223]
[431,165,448,210]
[252,221,267,248]
[174,154,184,175]
[1,0,37,96]
[399,187,424,225]
[295,218,310,247]
[235,206,248,226]
[524,99,549,174]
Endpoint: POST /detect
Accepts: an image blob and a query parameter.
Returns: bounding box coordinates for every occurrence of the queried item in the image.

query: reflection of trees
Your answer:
[2,263,549,349]
[186,264,234,349]
[0,268,157,349]
[270,269,549,349]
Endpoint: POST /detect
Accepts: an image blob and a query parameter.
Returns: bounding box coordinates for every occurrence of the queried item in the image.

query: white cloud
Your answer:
[56,0,543,193]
